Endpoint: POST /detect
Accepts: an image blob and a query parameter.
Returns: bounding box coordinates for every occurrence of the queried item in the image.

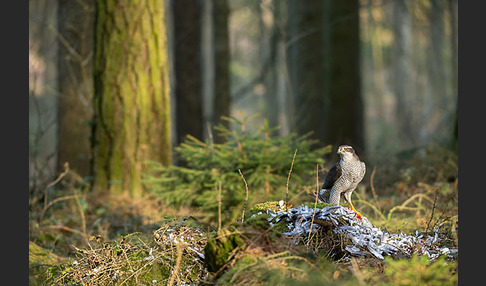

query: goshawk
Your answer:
[314,145,366,218]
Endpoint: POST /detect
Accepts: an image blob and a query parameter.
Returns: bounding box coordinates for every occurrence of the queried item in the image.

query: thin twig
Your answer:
[307,164,320,245]
[73,189,88,245]
[370,166,380,212]
[44,224,89,239]
[43,162,70,213]
[402,193,435,206]
[42,194,82,214]
[425,189,439,233]
[387,206,425,221]
[217,181,222,232]
[167,242,184,286]
[49,25,83,62]
[285,149,298,211]
[207,122,214,146]
[238,169,249,222]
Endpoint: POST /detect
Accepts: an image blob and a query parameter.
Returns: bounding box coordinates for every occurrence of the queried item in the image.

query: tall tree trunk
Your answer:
[57,0,94,177]
[92,0,172,197]
[286,0,328,148]
[29,0,59,188]
[449,0,458,148]
[173,0,203,146]
[212,0,230,142]
[328,0,364,153]
[391,0,415,149]
[263,1,279,130]
[421,0,446,146]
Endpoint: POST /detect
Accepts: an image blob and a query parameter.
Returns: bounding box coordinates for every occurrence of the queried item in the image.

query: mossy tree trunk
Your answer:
[57,0,94,177]
[92,0,171,197]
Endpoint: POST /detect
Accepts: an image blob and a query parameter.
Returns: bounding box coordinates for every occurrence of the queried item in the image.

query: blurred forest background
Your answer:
[29,0,457,189]
[29,0,458,283]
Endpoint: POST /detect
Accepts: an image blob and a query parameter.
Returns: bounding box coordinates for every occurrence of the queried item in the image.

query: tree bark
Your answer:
[391,0,415,149]
[328,0,364,154]
[173,0,203,146]
[92,0,172,197]
[212,0,231,142]
[57,0,94,177]
[448,0,458,148]
[286,0,328,148]
[263,1,280,130]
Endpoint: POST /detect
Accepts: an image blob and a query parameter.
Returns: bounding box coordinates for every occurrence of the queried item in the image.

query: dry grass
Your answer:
[48,223,208,285]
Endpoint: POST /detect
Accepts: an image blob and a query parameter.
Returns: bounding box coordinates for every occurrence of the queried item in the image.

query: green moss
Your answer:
[136,263,170,285]
[244,213,272,230]
[271,220,291,233]
[246,201,293,219]
[204,230,245,272]
[300,201,333,209]
[29,242,66,286]
[29,242,65,266]
[216,254,259,284]
[250,201,282,212]
[379,255,458,286]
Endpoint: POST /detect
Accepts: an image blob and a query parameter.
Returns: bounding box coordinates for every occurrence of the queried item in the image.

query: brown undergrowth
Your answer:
[30,143,458,285]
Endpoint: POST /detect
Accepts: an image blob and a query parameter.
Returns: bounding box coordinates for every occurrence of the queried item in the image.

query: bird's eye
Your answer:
[344,147,349,151]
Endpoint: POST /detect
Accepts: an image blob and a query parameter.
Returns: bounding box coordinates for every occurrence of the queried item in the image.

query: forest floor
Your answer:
[29,145,458,285]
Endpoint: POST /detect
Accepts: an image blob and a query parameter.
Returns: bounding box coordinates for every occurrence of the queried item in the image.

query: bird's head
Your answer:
[337,145,358,160]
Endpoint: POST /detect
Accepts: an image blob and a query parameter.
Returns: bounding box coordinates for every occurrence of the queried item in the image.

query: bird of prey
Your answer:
[314,145,366,219]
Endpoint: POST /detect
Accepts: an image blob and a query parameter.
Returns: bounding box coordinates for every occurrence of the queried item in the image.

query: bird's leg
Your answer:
[348,201,363,219]
[328,188,340,206]
[344,192,362,219]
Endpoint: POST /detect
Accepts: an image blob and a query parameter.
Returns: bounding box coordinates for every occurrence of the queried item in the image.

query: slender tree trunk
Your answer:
[328,0,364,153]
[57,0,94,177]
[29,0,59,186]
[391,0,415,149]
[173,0,203,146]
[420,0,446,146]
[212,0,230,142]
[286,0,328,148]
[263,1,280,130]
[449,0,458,148]
[201,0,215,139]
[92,0,172,197]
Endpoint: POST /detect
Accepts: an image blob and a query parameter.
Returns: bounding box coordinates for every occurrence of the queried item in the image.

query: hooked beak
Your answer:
[337,147,344,154]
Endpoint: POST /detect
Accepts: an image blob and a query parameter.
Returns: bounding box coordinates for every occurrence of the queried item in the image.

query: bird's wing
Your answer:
[359,162,366,181]
[321,162,342,190]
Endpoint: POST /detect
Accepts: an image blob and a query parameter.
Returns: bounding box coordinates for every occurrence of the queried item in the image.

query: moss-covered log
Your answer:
[204,230,245,273]
[29,242,66,285]
[92,0,171,197]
